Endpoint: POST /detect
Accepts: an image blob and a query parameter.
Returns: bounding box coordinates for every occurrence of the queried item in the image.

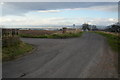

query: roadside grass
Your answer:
[95,31,120,53]
[2,42,34,61]
[19,32,83,39]
[94,31,120,75]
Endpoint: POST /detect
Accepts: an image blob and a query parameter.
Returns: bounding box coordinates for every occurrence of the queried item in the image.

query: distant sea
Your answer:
[0,25,106,30]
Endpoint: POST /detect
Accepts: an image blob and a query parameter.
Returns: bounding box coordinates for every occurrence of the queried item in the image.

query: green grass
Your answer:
[19,32,83,39]
[2,42,34,61]
[95,31,120,53]
[95,31,120,75]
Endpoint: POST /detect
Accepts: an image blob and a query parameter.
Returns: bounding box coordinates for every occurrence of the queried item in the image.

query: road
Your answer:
[3,32,118,78]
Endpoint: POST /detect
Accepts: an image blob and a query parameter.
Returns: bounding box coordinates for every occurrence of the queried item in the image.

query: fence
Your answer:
[2,29,19,37]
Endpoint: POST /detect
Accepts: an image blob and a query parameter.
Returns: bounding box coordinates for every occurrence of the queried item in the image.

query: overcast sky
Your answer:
[0,2,118,28]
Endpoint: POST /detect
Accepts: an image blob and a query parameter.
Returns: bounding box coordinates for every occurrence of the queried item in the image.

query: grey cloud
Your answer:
[2,2,118,16]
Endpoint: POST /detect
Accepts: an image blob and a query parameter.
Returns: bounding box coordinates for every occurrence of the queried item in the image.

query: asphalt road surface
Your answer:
[3,32,118,78]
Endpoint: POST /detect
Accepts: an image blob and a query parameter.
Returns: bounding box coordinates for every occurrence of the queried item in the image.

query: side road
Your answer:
[3,32,118,78]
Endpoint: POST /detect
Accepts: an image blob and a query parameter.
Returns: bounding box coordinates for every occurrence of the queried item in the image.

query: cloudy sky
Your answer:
[0,2,118,28]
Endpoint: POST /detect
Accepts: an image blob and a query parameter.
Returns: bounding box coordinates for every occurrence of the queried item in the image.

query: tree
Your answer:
[82,23,90,31]
[111,25,120,33]
[92,25,98,31]
[105,23,120,33]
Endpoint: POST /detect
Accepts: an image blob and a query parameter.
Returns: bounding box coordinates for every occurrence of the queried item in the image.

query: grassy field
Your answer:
[19,30,59,35]
[2,42,33,61]
[19,30,83,39]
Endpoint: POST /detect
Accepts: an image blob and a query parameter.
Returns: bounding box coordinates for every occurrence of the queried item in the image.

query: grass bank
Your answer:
[2,42,34,61]
[19,32,83,39]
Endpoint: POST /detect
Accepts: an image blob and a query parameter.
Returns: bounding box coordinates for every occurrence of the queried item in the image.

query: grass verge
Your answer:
[95,31,120,53]
[2,42,34,61]
[95,31,120,75]
[19,32,83,39]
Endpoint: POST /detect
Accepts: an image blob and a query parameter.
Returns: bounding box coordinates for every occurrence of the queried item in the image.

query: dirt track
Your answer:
[3,32,118,78]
